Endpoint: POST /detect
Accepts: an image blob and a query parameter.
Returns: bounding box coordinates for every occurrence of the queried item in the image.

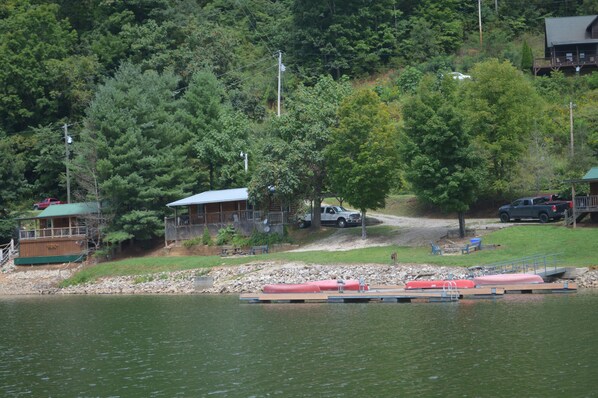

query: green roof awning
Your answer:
[564,167,598,184]
[37,202,100,218]
[582,167,598,180]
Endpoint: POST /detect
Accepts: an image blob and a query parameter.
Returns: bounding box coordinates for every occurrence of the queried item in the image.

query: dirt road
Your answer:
[291,213,509,252]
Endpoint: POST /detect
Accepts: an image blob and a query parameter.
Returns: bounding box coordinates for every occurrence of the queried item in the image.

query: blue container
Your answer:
[470,238,481,245]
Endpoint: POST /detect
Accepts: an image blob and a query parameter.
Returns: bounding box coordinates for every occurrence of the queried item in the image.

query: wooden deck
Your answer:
[240,283,576,304]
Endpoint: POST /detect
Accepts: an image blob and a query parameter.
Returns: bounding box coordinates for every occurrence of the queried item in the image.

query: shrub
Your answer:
[248,230,287,246]
[182,236,202,248]
[201,227,212,246]
[216,226,236,245]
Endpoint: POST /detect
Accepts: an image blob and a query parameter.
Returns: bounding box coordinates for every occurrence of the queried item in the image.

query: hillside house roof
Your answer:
[545,15,598,48]
[167,188,248,207]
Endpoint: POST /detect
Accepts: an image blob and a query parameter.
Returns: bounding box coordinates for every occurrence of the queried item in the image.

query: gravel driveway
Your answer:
[291,212,510,252]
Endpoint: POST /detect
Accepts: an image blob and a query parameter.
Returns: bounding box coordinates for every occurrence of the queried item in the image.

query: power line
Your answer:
[173,54,276,95]
[236,0,277,54]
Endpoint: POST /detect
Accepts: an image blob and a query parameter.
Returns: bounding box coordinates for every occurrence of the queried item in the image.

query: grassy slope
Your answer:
[62,225,598,286]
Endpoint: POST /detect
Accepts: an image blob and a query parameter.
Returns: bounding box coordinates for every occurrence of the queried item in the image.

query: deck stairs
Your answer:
[564,211,589,226]
[0,239,18,268]
[468,253,566,280]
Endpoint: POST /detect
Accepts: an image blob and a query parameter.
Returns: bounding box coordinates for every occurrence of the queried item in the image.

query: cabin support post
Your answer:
[571,183,577,228]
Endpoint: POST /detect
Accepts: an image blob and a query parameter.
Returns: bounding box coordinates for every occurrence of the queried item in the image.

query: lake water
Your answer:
[1,292,597,397]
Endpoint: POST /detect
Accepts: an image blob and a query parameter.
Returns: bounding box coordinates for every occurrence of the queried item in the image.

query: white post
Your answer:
[478,0,483,47]
[63,123,71,203]
[277,50,282,117]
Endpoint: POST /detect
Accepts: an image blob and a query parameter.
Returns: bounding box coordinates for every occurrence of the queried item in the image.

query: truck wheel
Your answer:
[499,213,510,223]
[33,205,39,210]
[337,218,347,228]
[298,220,309,229]
[539,213,549,224]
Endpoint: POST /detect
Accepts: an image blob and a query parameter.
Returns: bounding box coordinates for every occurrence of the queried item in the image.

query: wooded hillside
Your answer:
[2,0,598,243]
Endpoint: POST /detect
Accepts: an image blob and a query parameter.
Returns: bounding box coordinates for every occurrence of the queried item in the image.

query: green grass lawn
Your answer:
[61,225,598,287]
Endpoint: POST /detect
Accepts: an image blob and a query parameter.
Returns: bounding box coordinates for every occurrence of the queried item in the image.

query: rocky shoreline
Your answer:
[1,261,597,295]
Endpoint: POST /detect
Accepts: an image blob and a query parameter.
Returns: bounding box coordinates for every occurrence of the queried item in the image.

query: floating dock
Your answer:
[239,282,576,304]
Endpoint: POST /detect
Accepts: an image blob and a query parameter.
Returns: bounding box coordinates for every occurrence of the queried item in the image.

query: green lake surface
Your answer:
[1,292,597,397]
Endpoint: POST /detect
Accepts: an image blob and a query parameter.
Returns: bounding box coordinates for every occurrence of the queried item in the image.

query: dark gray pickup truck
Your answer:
[498,196,569,223]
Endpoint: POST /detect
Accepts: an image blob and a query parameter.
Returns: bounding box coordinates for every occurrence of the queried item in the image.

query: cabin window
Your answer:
[566,53,573,62]
[580,52,585,60]
[197,204,204,214]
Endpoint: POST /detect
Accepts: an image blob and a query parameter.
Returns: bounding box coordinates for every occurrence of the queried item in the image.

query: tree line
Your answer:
[1,0,598,243]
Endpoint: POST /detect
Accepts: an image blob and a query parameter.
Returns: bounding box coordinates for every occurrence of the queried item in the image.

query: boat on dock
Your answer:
[263,284,321,293]
[305,279,367,291]
[405,280,475,290]
[474,274,544,285]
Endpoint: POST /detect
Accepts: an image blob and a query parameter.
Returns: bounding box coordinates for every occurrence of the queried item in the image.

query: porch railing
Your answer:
[170,210,288,227]
[574,195,598,212]
[165,210,290,242]
[19,226,87,240]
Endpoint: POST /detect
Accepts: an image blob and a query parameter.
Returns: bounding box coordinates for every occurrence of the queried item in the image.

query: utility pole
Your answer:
[569,101,575,157]
[478,0,483,47]
[63,123,71,203]
[277,50,284,117]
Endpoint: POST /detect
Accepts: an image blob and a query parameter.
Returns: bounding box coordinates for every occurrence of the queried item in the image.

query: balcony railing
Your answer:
[574,195,598,212]
[19,226,87,240]
[534,55,598,70]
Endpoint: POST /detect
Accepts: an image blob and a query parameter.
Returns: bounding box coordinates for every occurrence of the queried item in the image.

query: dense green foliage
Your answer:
[2,0,598,244]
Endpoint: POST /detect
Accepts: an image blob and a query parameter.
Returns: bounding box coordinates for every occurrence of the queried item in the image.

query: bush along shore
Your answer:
[1,262,597,295]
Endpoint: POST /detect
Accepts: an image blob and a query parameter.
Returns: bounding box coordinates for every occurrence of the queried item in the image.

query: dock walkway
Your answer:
[240,282,576,304]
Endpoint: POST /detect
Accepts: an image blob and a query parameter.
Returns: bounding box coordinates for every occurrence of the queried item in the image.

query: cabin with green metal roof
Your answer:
[15,202,100,265]
[566,167,598,226]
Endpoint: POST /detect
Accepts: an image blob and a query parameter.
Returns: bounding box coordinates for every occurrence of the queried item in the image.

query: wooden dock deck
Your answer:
[239,282,576,304]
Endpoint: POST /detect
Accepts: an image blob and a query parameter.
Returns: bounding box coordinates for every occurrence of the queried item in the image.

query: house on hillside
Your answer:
[15,202,100,265]
[534,15,598,75]
[164,188,291,244]
[565,167,598,226]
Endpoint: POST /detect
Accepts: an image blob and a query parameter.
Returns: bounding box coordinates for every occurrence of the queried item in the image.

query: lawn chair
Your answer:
[430,241,443,255]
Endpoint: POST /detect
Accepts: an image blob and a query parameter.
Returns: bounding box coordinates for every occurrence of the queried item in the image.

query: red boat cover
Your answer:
[405,280,476,290]
[473,274,544,285]
[263,284,321,293]
[305,279,367,291]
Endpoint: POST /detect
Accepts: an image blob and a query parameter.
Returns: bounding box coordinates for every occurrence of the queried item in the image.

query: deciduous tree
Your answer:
[327,89,398,239]
[402,76,485,238]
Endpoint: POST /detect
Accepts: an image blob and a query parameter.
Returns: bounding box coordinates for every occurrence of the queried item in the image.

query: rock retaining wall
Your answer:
[2,262,597,295]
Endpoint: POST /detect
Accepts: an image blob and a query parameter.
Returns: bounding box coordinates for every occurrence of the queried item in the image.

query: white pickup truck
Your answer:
[298,205,362,228]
